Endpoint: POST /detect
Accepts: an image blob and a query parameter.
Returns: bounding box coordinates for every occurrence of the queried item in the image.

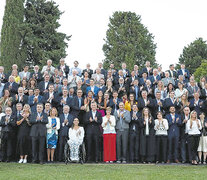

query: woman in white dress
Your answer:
[68,118,84,162]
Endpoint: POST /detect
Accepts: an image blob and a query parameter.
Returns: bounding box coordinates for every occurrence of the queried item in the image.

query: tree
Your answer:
[102,11,157,71]
[20,0,70,67]
[0,0,25,72]
[177,38,207,74]
[194,60,207,82]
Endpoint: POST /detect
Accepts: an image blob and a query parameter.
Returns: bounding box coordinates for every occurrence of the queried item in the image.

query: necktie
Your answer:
[79,98,81,108]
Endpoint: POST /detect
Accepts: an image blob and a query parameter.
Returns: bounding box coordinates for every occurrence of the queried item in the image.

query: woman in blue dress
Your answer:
[46,107,60,162]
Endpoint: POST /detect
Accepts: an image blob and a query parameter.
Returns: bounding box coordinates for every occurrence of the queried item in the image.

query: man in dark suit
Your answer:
[12,87,28,107]
[70,89,85,125]
[57,58,70,78]
[86,79,99,97]
[189,92,204,116]
[99,78,107,94]
[187,79,200,100]
[58,105,73,162]
[29,104,48,164]
[43,84,59,108]
[168,64,177,79]
[0,107,16,162]
[177,64,190,82]
[149,69,161,87]
[3,76,19,97]
[165,106,181,163]
[164,91,180,114]
[138,90,153,113]
[85,102,102,163]
[109,91,122,114]
[82,63,93,78]
[127,71,139,88]
[38,74,52,95]
[201,82,207,100]
[129,79,141,101]
[58,89,72,114]
[141,61,153,77]
[115,78,128,98]
[28,88,44,112]
[152,91,165,118]
[30,65,43,83]
[129,104,141,162]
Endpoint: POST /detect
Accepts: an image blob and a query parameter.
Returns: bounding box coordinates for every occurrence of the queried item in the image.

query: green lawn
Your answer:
[0,163,206,180]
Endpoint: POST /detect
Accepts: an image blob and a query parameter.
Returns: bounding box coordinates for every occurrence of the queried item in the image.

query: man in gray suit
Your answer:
[19,65,31,81]
[114,102,131,163]
[162,71,175,87]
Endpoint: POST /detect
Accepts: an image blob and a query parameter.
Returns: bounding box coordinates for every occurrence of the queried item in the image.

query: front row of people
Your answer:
[0,102,206,165]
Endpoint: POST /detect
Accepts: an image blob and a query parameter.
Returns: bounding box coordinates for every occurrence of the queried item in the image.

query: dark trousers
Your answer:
[116,130,129,161]
[129,132,139,162]
[58,136,68,161]
[1,132,13,160]
[31,136,45,162]
[168,135,179,161]
[156,135,167,162]
[86,133,99,161]
[180,134,191,162]
[188,135,200,161]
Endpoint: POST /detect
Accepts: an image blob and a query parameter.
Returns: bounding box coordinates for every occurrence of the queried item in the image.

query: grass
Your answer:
[0,163,206,180]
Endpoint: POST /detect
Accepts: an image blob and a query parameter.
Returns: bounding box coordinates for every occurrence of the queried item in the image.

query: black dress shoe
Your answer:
[40,161,44,165]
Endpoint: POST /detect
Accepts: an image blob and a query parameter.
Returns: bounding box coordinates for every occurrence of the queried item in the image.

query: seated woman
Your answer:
[68,118,84,162]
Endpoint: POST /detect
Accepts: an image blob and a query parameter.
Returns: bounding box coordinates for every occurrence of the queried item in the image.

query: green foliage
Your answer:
[20,0,71,67]
[177,38,207,74]
[0,0,25,72]
[102,11,157,71]
[194,60,207,82]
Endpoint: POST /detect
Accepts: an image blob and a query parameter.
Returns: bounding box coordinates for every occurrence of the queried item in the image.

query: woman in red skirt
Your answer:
[102,107,116,163]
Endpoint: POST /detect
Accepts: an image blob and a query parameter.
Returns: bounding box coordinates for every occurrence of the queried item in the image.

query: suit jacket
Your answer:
[85,111,102,135]
[28,95,43,111]
[137,97,153,112]
[99,86,107,94]
[177,69,190,80]
[4,82,19,96]
[29,112,48,137]
[129,111,141,133]
[165,113,181,137]
[12,94,28,106]
[152,98,165,117]
[115,84,128,98]
[0,115,16,133]
[43,92,60,108]
[114,109,131,130]
[163,98,180,114]
[162,77,175,87]
[86,86,99,97]
[38,81,52,94]
[127,76,139,87]
[57,65,70,78]
[200,89,207,100]
[109,98,122,114]
[70,96,84,116]
[19,71,31,81]
[141,67,153,77]
[167,70,177,79]
[189,98,204,116]
[187,85,200,99]
[149,75,161,85]
[58,113,74,136]
[82,69,93,78]
[30,71,43,83]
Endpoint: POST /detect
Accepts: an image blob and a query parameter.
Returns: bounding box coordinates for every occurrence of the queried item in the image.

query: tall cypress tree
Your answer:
[0,0,25,72]
[20,0,70,67]
[103,11,157,70]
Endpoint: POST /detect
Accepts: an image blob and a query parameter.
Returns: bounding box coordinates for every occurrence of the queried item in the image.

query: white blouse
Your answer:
[154,119,169,136]
[102,115,116,134]
[68,127,84,144]
[186,119,202,135]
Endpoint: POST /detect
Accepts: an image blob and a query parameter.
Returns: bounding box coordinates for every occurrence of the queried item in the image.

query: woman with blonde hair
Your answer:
[16,104,31,163]
[197,113,207,164]
[186,110,202,165]
[154,81,167,100]
[46,107,60,162]
[11,70,20,84]
[102,107,116,163]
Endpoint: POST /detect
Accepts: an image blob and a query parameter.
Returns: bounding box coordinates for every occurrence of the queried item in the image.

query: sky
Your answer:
[1,0,207,70]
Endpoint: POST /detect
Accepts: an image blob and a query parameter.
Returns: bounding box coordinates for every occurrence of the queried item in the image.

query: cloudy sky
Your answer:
[1,0,207,70]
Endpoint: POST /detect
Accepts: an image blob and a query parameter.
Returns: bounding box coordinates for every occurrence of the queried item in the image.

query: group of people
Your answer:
[0,59,207,165]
